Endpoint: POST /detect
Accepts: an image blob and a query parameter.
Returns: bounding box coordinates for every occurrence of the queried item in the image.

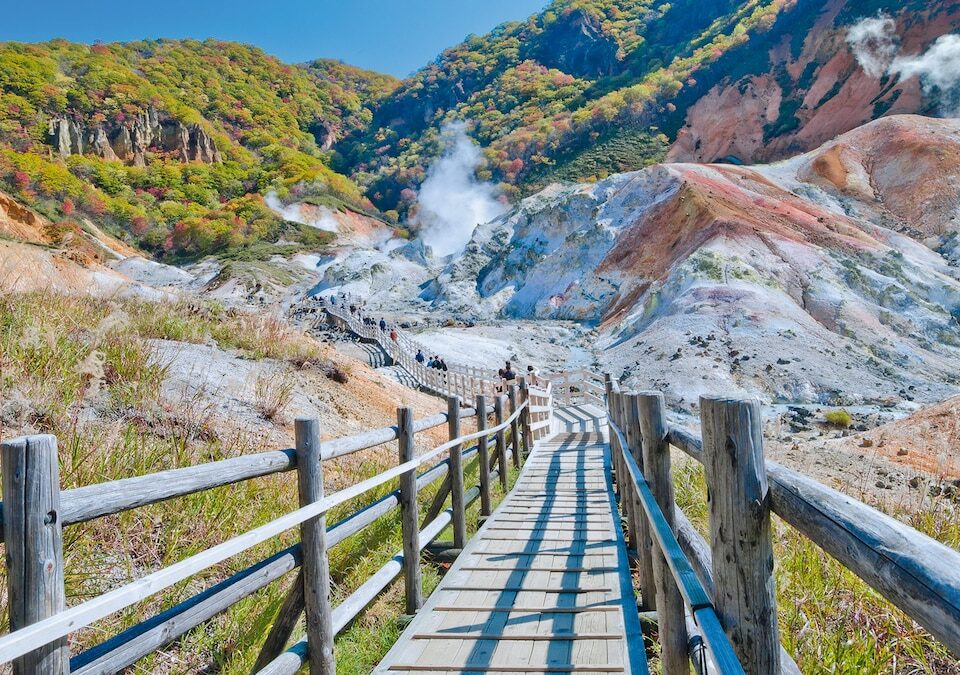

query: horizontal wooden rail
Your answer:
[666,422,960,655]
[607,417,744,673]
[67,438,492,673]
[0,401,528,666]
[0,408,476,544]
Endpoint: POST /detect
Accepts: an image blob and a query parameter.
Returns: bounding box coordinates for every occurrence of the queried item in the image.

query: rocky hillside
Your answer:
[340,0,959,216]
[0,40,396,259]
[405,115,960,408]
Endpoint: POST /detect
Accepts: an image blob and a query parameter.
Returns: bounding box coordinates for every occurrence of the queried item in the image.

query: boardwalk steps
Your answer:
[376,425,648,674]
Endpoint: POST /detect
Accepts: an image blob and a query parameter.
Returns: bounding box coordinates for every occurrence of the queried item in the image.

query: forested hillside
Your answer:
[339,0,956,216]
[0,39,395,258]
[2,0,957,255]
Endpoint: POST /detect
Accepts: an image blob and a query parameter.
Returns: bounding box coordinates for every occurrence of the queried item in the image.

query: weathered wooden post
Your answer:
[507,384,521,468]
[397,406,423,614]
[447,396,467,548]
[623,393,657,613]
[294,419,335,674]
[1,434,70,675]
[475,395,492,516]
[494,394,509,491]
[635,392,687,674]
[701,396,781,674]
[613,391,644,544]
[519,377,534,457]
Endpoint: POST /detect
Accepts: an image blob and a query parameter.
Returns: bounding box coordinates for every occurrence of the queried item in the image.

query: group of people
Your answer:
[323,293,540,388]
[415,350,448,371]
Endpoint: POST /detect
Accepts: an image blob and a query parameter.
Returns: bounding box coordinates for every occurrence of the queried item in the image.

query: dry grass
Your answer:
[253,369,295,421]
[670,455,960,673]
[0,288,516,673]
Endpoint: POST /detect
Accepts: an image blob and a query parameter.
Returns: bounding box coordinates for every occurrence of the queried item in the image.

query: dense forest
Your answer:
[0,39,395,258]
[0,0,948,256]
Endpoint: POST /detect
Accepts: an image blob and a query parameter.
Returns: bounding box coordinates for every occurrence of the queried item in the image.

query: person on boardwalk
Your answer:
[379,318,386,332]
[439,358,448,372]
[415,350,425,364]
[502,361,516,383]
[389,328,398,342]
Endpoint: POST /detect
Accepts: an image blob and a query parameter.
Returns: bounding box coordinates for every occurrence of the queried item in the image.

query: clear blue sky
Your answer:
[4,0,548,77]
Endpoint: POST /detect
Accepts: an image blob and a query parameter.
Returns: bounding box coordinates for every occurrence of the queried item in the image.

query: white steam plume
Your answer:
[846,14,898,78]
[848,15,960,116]
[265,191,339,232]
[415,121,508,258]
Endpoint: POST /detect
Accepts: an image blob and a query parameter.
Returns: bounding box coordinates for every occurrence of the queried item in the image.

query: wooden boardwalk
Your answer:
[375,405,648,674]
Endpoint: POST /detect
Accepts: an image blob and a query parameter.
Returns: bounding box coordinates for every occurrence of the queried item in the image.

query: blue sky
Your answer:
[4,0,548,77]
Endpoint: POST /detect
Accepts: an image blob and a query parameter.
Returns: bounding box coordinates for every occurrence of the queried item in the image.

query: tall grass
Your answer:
[0,289,520,673]
[671,456,960,673]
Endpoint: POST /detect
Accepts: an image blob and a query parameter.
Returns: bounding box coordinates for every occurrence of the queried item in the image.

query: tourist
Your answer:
[416,350,425,363]
[379,318,386,331]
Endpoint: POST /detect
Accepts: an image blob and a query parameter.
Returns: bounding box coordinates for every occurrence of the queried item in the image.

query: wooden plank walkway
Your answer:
[375,406,648,674]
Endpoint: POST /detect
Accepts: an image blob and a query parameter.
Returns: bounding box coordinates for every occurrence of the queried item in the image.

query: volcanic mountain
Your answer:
[427,115,960,408]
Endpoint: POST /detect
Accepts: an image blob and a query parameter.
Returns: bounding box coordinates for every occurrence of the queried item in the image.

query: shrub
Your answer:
[824,409,852,428]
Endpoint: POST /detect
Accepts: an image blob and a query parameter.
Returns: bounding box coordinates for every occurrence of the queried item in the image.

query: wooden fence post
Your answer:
[1,434,70,675]
[519,377,533,458]
[635,392,687,674]
[495,395,509,491]
[294,419,335,675]
[397,406,423,614]
[700,396,781,674]
[476,395,491,516]
[507,385,521,468]
[623,394,657,614]
[447,396,467,548]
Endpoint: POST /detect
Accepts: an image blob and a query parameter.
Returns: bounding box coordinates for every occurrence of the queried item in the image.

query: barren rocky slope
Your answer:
[375,115,960,410]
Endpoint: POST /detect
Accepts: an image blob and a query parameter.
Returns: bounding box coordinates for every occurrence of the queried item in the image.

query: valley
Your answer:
[2,0,960,671]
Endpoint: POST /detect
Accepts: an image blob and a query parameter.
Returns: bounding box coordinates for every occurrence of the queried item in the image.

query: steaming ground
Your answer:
[414,121,508,258]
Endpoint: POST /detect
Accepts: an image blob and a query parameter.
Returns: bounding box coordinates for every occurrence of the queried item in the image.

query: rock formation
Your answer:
[47,106,221,166]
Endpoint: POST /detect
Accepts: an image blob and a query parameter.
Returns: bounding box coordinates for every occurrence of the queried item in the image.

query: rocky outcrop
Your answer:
[48,118,84,157]
[668,1,958,165]
[429,114,960,407]
[525,8,621,78]
[47,106,221,166]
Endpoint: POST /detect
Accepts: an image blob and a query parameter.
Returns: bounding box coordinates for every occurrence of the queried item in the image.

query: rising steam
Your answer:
[845,15,899,77]
[415,122,508,258]
[848,14,960,116]
[265,191,339,232]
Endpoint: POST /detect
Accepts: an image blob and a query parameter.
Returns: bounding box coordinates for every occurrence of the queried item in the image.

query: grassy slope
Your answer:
[0,289,521,673]
[0,40,395,259]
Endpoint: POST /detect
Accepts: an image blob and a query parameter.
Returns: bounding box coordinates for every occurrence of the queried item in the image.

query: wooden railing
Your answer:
[0,383,542,673]
[603,378,960,673]
[325,306,501,400]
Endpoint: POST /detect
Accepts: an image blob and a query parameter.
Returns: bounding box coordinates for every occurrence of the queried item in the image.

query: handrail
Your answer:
[665,421,960,655]
[602,377,960,664]
[607,416,744,674]
[0,401,529,665]
[0,408,474,542]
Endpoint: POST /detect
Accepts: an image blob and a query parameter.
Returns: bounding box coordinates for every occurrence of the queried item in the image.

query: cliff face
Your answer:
[667,0,958,164]
[424,115,960,406]
[48,106,221,166]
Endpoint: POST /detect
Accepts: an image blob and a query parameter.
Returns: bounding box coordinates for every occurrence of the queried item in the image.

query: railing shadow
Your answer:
[432,434,616,670]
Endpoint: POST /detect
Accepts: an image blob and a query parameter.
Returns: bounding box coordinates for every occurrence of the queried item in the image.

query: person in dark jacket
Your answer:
[502,361,516,382]
[439,359,449,372]
[379,318,386,331]
[416,350,425,363]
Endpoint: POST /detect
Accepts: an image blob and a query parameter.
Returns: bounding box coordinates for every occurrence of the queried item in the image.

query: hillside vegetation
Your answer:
[2,0,956,249]
[0,40,395,259]
[339,0,952,215]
